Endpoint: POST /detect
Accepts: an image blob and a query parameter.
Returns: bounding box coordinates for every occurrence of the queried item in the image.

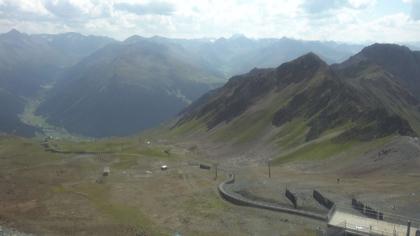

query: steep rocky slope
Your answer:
[173,45,420,162]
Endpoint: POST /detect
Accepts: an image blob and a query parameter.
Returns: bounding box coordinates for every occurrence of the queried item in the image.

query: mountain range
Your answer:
[0,29,113,136]
[2,29,420,141]
[127,34,363,78]
[173,44,420,160]
[0,29,370,137]
[36,39,223,137]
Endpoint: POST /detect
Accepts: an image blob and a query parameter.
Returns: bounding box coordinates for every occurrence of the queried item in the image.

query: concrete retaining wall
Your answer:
[218,174,327,221]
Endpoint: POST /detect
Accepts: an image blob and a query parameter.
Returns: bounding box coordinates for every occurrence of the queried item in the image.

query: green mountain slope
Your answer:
[172,45,420,162]
[0,29,115,136]
[33,32,115,66]
[0,29,114,97]
[36,40,224,137]
[0,89,38,136]
[336,43,420,99]
[0,29,62,97]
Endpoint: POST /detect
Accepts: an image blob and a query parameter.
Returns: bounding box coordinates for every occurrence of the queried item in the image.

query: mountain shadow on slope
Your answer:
[175,47,419,144]
[0,89,38,137]
[335,43,420,99]
[37,40,223,137]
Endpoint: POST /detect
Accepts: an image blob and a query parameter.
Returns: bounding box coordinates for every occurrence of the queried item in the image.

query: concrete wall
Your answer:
[217,174,327,221]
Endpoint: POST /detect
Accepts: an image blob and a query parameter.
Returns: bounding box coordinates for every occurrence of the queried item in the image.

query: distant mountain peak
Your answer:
[361,43,411,54]
[362,43,408,51]
[8,28,19,33]
[338,43,420,99]
[296,52,325,64]
[4,28,24,37]
[61,32,84,38]
[151,35,168,40]
[276,52,327,75]
[124,35,147,43]
[230,33,247,39]
[1,29,30,42]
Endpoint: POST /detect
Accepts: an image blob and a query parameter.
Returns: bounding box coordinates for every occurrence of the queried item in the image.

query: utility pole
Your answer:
[406,221,411,236]
[268,159,271,178]
[214,163,218,180]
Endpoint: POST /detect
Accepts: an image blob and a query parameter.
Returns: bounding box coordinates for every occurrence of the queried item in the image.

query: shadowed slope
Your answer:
[173,46,420,162]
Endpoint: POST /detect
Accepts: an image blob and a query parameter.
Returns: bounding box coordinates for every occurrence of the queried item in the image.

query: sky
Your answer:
[0,0,419,43]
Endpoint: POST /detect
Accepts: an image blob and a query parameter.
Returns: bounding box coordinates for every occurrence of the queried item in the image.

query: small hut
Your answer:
[103,166,110,176]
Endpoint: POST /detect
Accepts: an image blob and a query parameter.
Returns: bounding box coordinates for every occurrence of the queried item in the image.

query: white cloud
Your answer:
[0,0,49,17]
[44,0,83,18]
[402,0,420,20]
[301,0,375,15]
[325,13,420,42]
[0,0,419,43]
[412,0,420,20]
[114,1,175,16]
[348,0,376,9]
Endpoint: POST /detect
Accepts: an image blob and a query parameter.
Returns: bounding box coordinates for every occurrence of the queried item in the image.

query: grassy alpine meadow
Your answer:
[0,135,327,235]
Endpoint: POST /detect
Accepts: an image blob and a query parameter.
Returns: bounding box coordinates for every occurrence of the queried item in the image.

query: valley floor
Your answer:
[18,82,87,141]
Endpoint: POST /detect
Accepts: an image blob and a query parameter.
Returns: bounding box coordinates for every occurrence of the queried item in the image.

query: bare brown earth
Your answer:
[1,134,420,235]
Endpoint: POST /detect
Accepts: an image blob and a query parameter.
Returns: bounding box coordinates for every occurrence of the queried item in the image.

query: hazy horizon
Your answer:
[3,28,420,48]
[1,0,419,43]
